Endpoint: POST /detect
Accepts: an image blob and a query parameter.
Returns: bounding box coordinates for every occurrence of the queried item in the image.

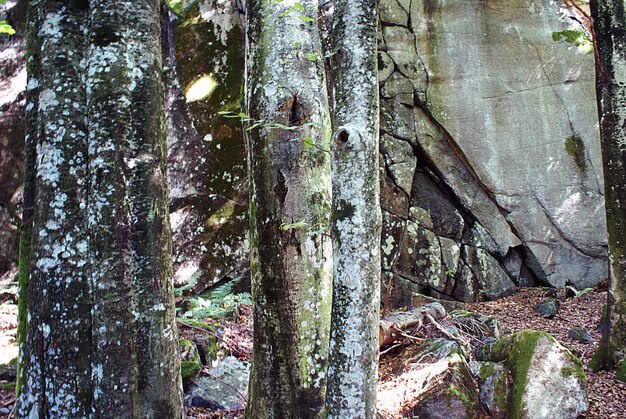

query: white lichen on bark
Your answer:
[325,0,381,417]
[18,1,184,416]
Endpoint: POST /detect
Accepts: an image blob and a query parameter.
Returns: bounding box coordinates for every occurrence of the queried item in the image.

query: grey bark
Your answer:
[590,0,626,381]
[17,1,184,416]
[244,0,333,417]
[325,0,382,417]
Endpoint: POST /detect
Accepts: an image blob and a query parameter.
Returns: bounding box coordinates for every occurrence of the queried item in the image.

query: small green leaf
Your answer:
[303,137,315,149]
[293,41,302,48]
[238,112,249,119]
[280,221,308,231]
[278,10,291,17]
[0,21,15,36]
[293,2,304,11]
[325,51,337,58]
[246,122,265,132]
[297,15,315,22]
[304,53,320,61]
[218,111,234,115]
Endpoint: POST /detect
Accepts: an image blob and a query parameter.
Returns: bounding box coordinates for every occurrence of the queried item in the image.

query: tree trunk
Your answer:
[17,1,184,416]
[325,0,382,417]
[244,0,334,417]
[590,0,626,381]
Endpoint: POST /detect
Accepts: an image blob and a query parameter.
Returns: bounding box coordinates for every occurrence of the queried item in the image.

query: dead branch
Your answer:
[378,303,446,348]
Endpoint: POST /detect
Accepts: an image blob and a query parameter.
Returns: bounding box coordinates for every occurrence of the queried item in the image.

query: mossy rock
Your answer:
[0,358,17,382]
[411,350,480,419]
[180,339,202,388]
[469,361,510,419]
[476,330,588,419]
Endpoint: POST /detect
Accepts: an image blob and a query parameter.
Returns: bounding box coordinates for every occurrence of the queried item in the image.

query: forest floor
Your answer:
[0,284,625,417]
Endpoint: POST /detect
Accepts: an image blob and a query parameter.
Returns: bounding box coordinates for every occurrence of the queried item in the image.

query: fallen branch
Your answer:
[378,303,446,348]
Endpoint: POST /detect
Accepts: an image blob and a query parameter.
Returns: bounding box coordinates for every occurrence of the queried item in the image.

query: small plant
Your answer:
[552,28,592,53]
[0,0,15,36]
[445,269,455,278]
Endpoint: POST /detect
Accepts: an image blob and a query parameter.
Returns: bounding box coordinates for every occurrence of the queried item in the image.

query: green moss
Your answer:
[16,227,32,397]
[565,134,587,171]
[488,330,546,419]
[562,360,587,384]
[589,343,608,372]
[443,355,480,416]
[180,361,201,382]
[180,339,202,385]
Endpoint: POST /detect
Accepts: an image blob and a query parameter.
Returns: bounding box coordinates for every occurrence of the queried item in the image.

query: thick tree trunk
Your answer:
[244,0,334,417]
[17,1,184,416]
[590,0,626,381]
[325,0,381,417]
[17,2,92,415]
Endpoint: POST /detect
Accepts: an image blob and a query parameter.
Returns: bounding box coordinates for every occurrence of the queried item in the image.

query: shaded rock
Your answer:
[165,1,249,295]
[381,71,414,105]
[413,106,522,257]
[439,236,461,294]
[185,356,250,412]
[380,134,416,196]
[378,51,395,84]
[569,327,594,344]
[379,0,409,26]
[476,330,588,419]
[452,265,478,303]
[190,395,224,410]
[536,299,560,319]
[469,361,510,419]
[395,222,447,293]
[463,247,516,301]
[380,98,415,140]
[410,171,464,240]
[380,174,409,218]
[381,211,405,271]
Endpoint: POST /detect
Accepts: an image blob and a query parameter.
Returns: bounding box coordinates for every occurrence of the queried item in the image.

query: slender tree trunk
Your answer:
[590,0,626,381]
[17,1,184,415]
[17,2,92,415]
[325,0,381,417]
[244,0,334,417]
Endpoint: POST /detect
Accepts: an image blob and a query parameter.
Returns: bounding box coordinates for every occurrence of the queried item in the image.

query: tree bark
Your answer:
[17,1,184,416]
[325,0,381,417]
[244,0,334,417]
[590,0,626,381]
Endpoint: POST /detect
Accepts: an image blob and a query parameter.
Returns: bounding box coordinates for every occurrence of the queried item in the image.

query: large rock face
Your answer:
[163,1,248,295]
[378,0,607,307]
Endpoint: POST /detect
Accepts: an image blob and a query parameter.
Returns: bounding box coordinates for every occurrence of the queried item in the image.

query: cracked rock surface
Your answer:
[379,0,607,307]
